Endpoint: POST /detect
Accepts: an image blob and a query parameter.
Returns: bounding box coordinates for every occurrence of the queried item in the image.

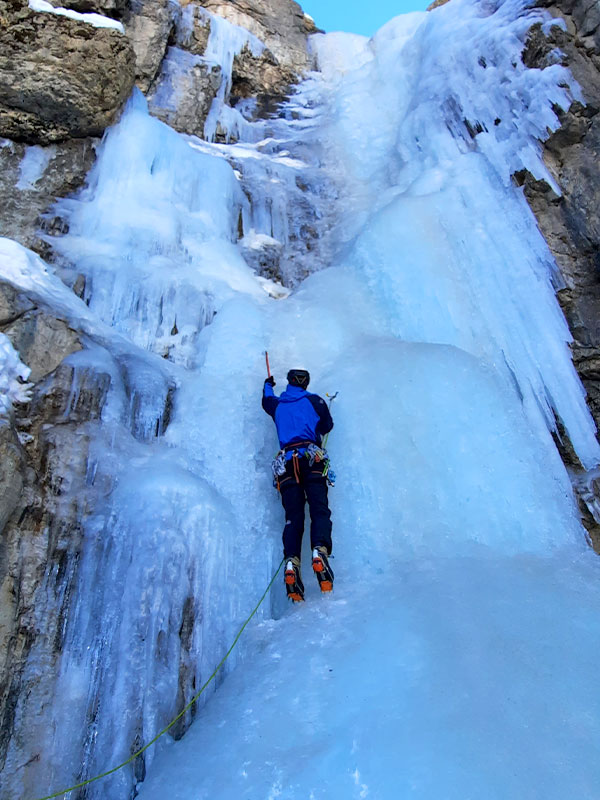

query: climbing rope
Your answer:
[30,557,285,800]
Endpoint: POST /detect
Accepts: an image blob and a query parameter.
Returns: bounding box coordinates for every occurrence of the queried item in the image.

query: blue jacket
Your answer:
[262,383,333,455]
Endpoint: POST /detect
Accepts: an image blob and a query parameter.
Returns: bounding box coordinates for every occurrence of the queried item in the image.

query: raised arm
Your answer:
[262,378,279,418]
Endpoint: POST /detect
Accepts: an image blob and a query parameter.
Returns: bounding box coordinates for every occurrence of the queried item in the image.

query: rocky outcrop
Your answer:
[0,266,180,793]
[147,46,222,135]
[0,281,91,775]
[515,0,600,548]
[240,231,283,279]
[0,396,109,790]
[126,0,181,92]
[144,3,217,135]
[0,138,97,253]
[146,0,314,138]
[177,0,210,53]
[0,0,135,144]
[199,0,315,73]
[3,310,82,382]
[230,43,299,117]
[0,418,25,533]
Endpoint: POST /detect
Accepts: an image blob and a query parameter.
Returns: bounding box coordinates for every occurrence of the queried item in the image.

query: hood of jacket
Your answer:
[278,385,309,403]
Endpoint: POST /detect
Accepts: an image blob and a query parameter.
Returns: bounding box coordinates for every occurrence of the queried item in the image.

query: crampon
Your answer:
[284,559,304,602]
[312,548,334,593]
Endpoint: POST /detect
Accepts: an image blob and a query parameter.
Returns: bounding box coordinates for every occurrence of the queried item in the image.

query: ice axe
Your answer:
[322,392,338,449]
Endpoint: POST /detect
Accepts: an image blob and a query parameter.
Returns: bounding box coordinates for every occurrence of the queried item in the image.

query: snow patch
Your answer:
[0,334,31,414]
[28,0,125,32]
[16,145,55,191]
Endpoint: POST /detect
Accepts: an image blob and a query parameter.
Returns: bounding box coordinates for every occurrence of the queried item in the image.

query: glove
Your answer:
[265,376,276,387]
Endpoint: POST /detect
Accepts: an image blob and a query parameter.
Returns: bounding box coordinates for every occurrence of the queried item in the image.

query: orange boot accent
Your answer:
[312,550,333,592]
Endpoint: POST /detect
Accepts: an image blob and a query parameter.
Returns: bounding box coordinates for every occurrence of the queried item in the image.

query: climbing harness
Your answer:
[271,442,336,488]
[271,440,318,483]
[29,557,285,800]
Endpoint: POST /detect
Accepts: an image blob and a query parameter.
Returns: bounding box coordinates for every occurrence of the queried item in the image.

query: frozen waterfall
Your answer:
[2,0,600,797]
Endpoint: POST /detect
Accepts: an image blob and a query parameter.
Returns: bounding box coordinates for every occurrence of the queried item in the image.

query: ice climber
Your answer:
[262,369,335,602]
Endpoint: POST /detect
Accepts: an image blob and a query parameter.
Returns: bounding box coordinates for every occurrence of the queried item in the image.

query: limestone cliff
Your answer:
[0,0,136,144]
[514,0,600,548]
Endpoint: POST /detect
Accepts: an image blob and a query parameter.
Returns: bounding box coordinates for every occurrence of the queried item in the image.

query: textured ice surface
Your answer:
[134,0,600,797]
[310,0,597,468]
[49,92,274,368]
[137,554,600,800]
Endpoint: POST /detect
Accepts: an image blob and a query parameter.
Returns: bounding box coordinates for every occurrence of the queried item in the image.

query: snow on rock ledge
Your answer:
[0,333,31,414]
[28,0,125,31]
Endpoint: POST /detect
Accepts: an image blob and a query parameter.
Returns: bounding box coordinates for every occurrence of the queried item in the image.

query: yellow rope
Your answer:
[30,557,285,800]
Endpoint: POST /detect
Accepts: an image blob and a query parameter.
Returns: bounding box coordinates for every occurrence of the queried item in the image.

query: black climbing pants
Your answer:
[278,453,332,560]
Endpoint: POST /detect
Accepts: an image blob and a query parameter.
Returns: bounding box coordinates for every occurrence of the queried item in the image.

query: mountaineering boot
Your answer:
[284,557,304,602]
[312,546,334,592]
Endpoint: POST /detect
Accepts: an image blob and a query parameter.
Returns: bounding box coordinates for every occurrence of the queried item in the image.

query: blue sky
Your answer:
[300,0,431,37]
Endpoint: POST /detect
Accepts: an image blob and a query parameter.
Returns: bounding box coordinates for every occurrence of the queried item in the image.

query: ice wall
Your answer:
[134,2,600,795]
[2,0,600,797]
[310,0,598,469]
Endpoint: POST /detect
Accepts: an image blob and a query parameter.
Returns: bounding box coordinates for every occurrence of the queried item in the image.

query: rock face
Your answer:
[146,46,222,136]
[126,0,181,91]
[230,43,299,117]
[49,0,129,18]
[0,0,136,144]
[0,138,97,252]
[516,0,600,548]
[145,3,218,135]
[0,281,89,779]
[199,0,314,73]
[146,0,314,138]
[0,270,178,795]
